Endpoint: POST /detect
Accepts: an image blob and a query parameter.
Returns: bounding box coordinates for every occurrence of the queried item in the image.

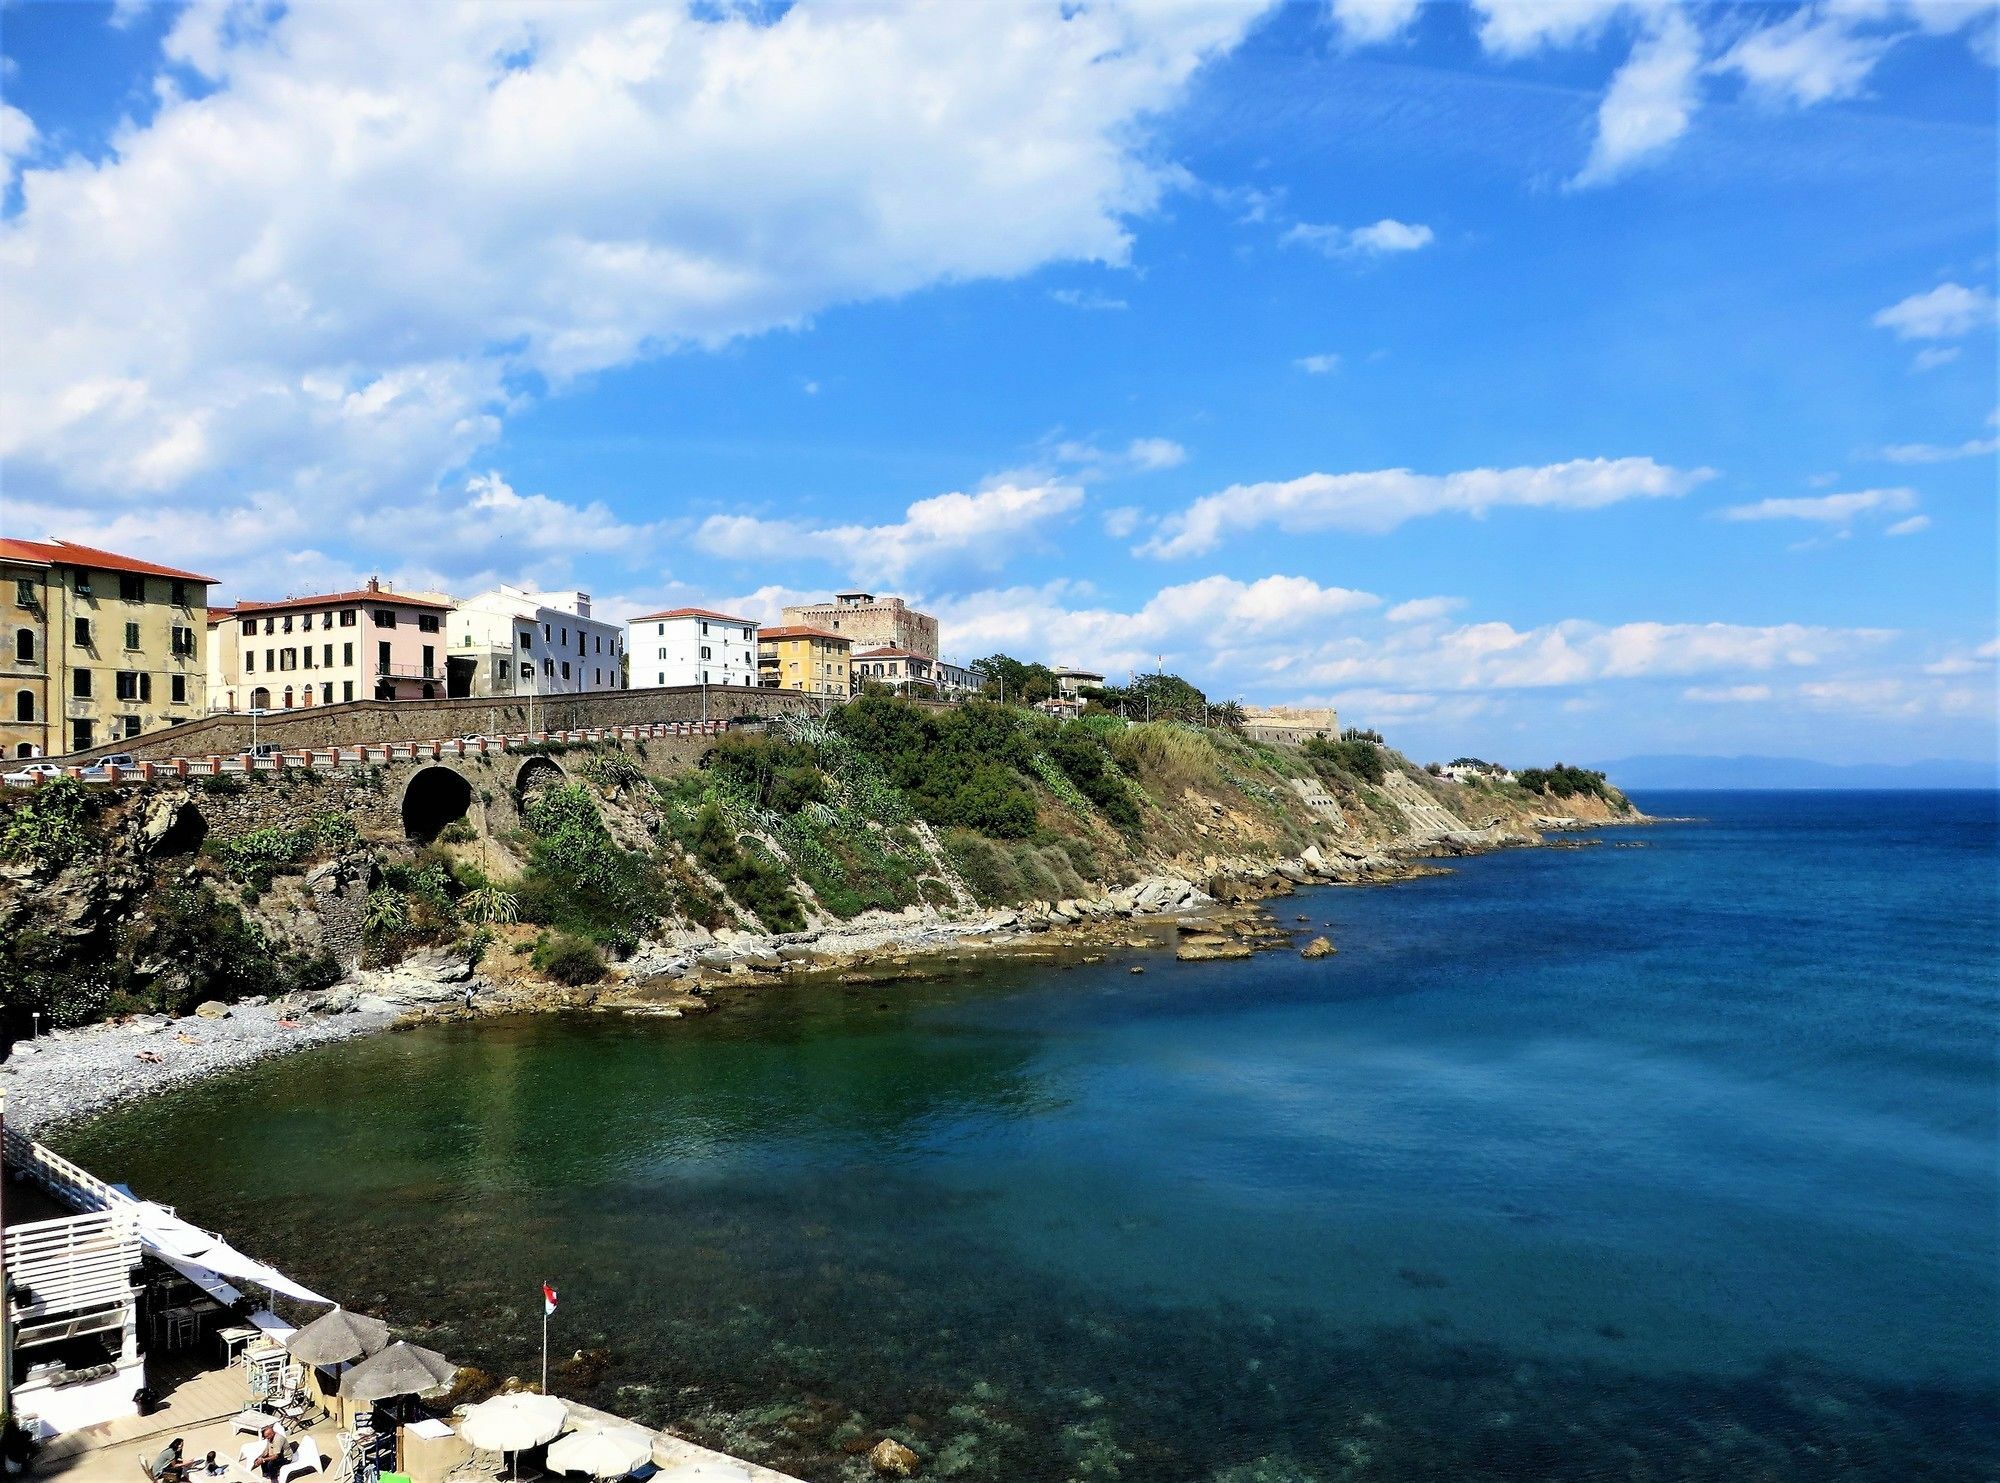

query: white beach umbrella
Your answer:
[545,1425,654,1479]
[461,1392,570,1475]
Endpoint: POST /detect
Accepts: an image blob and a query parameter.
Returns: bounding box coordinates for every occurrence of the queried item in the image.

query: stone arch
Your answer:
[514,754,567,805]
[401,764,475,842]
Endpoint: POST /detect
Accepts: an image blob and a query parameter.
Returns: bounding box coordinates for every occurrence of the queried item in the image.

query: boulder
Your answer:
[1301,936,1335,960]
[868,1439,921,1478]
[193,1000,231,1019]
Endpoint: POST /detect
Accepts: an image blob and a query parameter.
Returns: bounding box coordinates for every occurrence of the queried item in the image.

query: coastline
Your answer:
[1,814,1644,1141]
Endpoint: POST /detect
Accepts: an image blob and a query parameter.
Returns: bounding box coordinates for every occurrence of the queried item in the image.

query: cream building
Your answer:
[447,585,624,699]
[1,538,213,756]
[209,578,453,712]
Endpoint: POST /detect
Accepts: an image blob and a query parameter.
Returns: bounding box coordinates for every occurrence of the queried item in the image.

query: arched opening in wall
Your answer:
[14,743,35,759]
[514,755,565,808]
[15,690,33,721]
[402,765,475,843]
[154,800,209,857]
[251,687,271,710]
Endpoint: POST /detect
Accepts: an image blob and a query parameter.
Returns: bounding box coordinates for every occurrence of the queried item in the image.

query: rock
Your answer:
[193,1000,231,1019]
[1301,936,1335,959]
[1128,965,1145,975]
[741,952,783,972]
[868,1439,921,1478]
[1175,938,1254,963]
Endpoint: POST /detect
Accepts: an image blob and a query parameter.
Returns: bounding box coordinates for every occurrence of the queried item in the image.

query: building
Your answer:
[757,625,852,697]
[1239,705,1340,747]
[0,538,213,756]
[447,585,623,699]
[780,590,939,658]
[628,607,760,689]
[853,647,977,697]
[1051,665,1106,701]
[208,578,453,713]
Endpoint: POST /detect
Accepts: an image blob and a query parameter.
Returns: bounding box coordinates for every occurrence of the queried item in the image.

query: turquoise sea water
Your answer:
[61,792,1999,1480]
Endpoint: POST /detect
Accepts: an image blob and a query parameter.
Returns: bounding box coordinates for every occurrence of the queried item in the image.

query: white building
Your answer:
[448,586,623,699]
[628,607,760,689]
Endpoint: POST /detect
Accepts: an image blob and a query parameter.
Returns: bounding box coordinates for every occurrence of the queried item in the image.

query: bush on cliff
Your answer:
[0,778,94,871]
[1303,736,1387,787]
[516,782,665,946]
[533,932,607,986]
[687,803,805,932]
[1516,763,1621,805]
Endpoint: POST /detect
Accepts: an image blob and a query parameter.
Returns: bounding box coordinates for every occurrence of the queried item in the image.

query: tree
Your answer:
[970,653,1056,704]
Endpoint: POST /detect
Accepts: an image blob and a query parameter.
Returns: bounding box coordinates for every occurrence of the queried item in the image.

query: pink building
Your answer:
[208,578,454,711]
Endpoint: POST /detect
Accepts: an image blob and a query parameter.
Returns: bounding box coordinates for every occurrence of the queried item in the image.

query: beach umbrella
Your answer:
[285,1307,391,1366]
[545,1425,653,1479]
[461,1393,570,1478]
[339,1340,458,1401]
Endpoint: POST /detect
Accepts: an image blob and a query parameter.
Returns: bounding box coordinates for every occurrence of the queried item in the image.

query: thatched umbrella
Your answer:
[285,1308,391,1367]
[339,1340,458,1402]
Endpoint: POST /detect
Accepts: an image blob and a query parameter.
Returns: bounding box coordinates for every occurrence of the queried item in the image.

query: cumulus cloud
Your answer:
[0,101,34,194]
[1719,487,1917,524]
[1049,436,1188,478]
[1572,10,1703,186]
[1877,436,1999,462]
[1282,219,1434,257]
[1141,455,1711,556]
[1387,596,1466,623]
[1,1,1265,567]
[1872,283,1998,340]
[1327,0,1424,46]
[693,476,1085,585]
[1717,7,1892,104]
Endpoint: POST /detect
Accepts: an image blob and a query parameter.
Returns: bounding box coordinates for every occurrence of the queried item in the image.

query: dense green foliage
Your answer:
[685,802,806,932]
[533,932,607,985]
[1516,763,1619,803]
[1302,735,1388,786]
[705,734,829,815]
[0,779,93,870]
[515,782,662,952]
[970,653,1058,703]
[208,813,356,885]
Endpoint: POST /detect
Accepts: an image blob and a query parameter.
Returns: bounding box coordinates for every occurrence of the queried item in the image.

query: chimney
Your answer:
[367,576,381,593]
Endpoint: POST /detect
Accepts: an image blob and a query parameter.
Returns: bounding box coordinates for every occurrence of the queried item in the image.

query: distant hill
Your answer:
[1590,754,1997,791]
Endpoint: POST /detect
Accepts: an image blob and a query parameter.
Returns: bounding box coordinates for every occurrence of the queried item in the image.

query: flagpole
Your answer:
[540,1302,548,1395]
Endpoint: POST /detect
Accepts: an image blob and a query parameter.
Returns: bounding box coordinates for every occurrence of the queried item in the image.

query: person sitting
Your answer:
[201,1450,227,1477]
[146,1438,193,1483]
[251,1426,288,1482]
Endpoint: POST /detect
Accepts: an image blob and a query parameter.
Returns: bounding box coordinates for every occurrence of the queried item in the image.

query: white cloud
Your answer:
[1,1,1265,563]
[1049,288,1131,311]
[1101,506,1143,539]
[1142,455,1711,556]
[0,101,35,195]
[1872,283,1998,339]
[1878,436,1998,463]
[1049,436,1188,478]
[1126,437,1189,471]
[1471,0,1644,58]
[1718,8,1892,104]
[1719,487,1917,523]
[694,475,1084,585]
[1295,353,1342,374]
[1884,514,1932,536]
[1387,596,1466,623]
[1282,218,1434,257]
[1685,684,1773,703]
[1912,346,1964,371]
[1327,0,1424,46]
[1572,11,1703,187]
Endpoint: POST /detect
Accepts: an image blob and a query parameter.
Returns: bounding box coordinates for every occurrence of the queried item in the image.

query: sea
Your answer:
[59,791,2000,1481]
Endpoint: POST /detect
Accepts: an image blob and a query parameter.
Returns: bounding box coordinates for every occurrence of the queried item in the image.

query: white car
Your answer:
[4,762,66,786]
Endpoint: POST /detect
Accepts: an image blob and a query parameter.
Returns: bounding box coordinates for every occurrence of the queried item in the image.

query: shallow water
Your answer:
[61,791,2000,1480]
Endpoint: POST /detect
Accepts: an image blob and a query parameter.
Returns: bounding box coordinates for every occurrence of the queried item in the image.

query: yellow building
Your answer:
[757,624,852,697]
[0,539,214,756]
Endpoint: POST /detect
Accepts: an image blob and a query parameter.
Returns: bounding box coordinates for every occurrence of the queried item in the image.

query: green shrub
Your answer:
[437,819,477,844]
[201,771,248,795]
[517,782,665,943]
[0,779,93,870]
[1303,736,1387,787]
[534,933,607,985]
[1516,763,1619,803]
[689,804,804,932]
[459,885,520,925]
[208,813,357,883]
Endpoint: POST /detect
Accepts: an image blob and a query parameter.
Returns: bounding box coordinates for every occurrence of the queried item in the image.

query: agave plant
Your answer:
[458,885,521,926]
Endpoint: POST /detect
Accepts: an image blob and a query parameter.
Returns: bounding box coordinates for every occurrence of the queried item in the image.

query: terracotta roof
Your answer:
[854,646,929,660]
[629,607,757,625]
[232,587,454,614]
[0,537,216,584]
[759,625,850,644]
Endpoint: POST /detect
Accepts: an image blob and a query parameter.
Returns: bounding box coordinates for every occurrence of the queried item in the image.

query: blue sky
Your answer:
[2,0,1994,767]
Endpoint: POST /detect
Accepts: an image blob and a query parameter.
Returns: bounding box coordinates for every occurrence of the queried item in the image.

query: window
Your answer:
[263,616,275,635]
[242,618,257,636]
[171,580,190,607]
[124,622,141,650]
[372,609,397,627]
[245,651,256,673]
[15,691,33,721]
[171,674,187,704]
[322,683,333,704]
[321,611,333,630]
[700,621,709,636]
[342,681,354,702]
[302,647,314,669]
[418,613,440,633]
[283,614,294,633]
[123,715,141,740]
[15,579,34,606]
[520,663,532,680]
[377,641,391,673]
[743,627,752,641]
[73,617,91,647]
[115,671,151,702]
[120,574,145,602]
[655,623,664,636]
[421,645,435,675]
[560,662,570,681]
[14,629,33,664]
[171,626,195,656]
[279,649,297,671]
[519,631,532,649]
[71,569,93,597]
[700,645,712,660]
[72,669,92,698]
[71,720,93,751]
[342,642,353,665]
[323,644,333,667]
[702,670,710,684]
[339,609,357,627]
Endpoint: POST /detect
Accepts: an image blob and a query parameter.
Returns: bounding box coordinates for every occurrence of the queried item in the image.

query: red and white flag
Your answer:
[543,1283,558,1317]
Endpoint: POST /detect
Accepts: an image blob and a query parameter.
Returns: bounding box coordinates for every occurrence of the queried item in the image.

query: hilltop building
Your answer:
[758,625,852,697]
[854,647,978,698]
[447,585,623,698]
[1052,665,1106,701]
[208,578,452,712]
[1,538,213,756]
[628,607,760,688]
[1239,705,1340,747]
[781,590,939,658]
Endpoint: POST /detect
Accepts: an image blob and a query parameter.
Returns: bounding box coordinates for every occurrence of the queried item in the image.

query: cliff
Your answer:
[0,700,1636,1041]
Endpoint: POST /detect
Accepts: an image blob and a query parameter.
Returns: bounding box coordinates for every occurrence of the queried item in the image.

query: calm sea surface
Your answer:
[61,792,2000,1480]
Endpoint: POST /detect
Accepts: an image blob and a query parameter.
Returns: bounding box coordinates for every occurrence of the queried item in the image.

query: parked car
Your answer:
[3,761,65,786]
[99,753,138,769]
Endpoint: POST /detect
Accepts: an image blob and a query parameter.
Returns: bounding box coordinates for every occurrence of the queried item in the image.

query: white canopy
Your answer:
[133,1201,332,1306]
[545,1425,653,1478]
[460,1393,570,1453]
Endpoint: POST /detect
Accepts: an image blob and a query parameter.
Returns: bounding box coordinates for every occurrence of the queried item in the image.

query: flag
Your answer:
[543,1283,558,1317]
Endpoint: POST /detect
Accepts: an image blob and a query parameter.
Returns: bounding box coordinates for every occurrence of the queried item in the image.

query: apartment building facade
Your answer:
[627,607,760,689]
[757,625,852,697]
[447,585,624,699]
[852,647,978,697]
[1,538,213,756]
[780,590,939,658]
[208,578,453,712]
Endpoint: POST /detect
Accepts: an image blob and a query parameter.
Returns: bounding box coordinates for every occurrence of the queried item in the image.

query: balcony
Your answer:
[375,662,441,679]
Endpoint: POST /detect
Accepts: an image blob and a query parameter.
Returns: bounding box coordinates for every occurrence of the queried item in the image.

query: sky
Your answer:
[1,0,1994,769]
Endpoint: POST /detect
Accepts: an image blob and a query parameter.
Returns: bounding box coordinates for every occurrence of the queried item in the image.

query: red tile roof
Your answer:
[0,537,216,584]
[758,625,849,644]
[629,607,757,625]
[232,587,453,614]
[854,646,929,660]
